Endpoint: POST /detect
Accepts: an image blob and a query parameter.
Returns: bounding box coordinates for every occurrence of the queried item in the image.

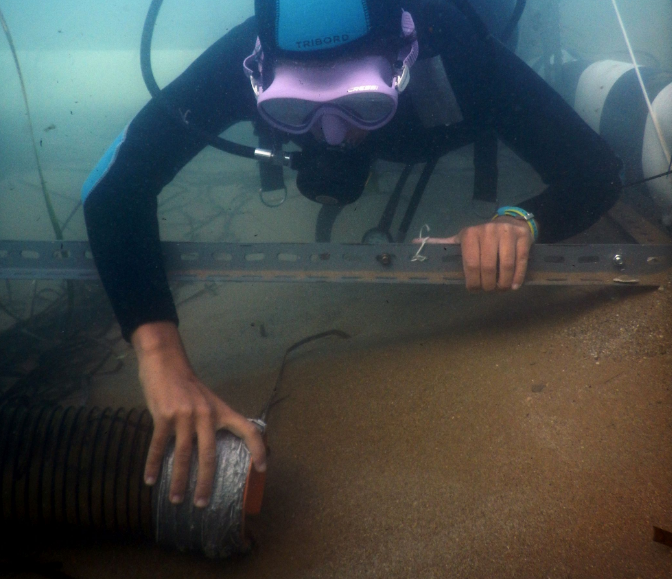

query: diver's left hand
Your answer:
[415,216,534,291]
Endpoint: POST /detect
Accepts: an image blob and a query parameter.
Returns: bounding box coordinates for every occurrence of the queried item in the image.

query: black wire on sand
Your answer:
[259,329,351,422]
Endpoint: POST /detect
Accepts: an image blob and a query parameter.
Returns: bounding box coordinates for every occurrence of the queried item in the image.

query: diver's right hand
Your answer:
[131,322,267,508]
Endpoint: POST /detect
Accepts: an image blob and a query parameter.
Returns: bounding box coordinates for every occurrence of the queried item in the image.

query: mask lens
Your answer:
[260,91,395,131]
[259,98,320,129]
[332,92,395,124]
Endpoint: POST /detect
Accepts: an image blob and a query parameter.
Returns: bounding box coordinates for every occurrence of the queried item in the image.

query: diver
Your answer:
[81,0,622,510]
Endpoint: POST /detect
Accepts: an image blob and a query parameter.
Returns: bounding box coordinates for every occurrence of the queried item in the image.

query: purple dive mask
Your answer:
[243,10,419,145]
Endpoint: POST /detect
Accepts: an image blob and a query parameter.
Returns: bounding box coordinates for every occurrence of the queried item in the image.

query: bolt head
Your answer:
[377,253,392,266]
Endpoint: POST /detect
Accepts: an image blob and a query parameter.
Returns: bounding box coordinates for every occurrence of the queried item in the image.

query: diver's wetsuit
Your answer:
[82,2,623,341]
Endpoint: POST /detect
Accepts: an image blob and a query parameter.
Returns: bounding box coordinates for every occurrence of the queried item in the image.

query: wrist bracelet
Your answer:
[492,206,538,241]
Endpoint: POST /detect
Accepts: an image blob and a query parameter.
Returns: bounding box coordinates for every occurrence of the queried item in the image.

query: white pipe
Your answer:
[573,60,634,132]
[610,0,672,169]
[642,84,672,223]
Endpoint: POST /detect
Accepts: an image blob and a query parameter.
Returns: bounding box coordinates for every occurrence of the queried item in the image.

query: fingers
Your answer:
[460,228,482,291]
[496,226,517,290]
[147,407,203,505]
[216,403,267,473]
[411,235,460,244]
[458,220,532,291]
[144,420,172,486]
[147,404,261,508]
[189,403,266,508]
[512,233,531,290]
[169,415,196,504]
[480,225,499,291]
[193,406,217,508]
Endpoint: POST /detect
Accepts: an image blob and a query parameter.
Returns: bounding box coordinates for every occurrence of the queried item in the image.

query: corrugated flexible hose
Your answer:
[0,403,262,558]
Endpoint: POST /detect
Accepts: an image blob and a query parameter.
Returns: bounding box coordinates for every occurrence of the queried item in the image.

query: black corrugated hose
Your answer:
[0,403,154,536]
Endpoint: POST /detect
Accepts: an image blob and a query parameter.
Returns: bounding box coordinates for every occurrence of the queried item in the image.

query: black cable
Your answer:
[447,0,492,39]
[140,0,258,159]
[620,168,672,190]
[0,282,122,406]
[259,329,350,422]
[378,163,415,232]
[139,0,163,97]
[397,158,439,242]
[500,0,527,44]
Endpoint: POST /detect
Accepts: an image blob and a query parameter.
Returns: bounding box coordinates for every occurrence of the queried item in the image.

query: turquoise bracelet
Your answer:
[492,206,539,241]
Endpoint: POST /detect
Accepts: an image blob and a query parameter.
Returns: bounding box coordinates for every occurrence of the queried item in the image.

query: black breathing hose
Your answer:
[445,0,492,39]
[140,0,259,160]
[139,0,163,98]
[501,0,527,44]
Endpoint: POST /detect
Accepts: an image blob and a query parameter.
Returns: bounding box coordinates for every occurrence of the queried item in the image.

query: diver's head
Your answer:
[244,0,419,147]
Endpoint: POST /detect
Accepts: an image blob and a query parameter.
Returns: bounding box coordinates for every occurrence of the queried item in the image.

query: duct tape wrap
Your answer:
[154,419,266,558]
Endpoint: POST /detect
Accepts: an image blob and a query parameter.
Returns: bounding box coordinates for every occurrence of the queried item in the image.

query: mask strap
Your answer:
[243,37,264,97]
[245,10,420,97]
[394,10,419,93]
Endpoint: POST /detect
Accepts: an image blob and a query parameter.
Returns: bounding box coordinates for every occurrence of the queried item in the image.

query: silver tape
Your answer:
[154,420,265,558]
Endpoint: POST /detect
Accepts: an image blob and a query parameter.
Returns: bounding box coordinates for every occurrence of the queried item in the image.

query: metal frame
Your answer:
[1,240,670,287]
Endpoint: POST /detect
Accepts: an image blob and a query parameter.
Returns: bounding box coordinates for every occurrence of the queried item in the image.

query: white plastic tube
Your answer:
[610,0,671,167]
[642,83,672,222]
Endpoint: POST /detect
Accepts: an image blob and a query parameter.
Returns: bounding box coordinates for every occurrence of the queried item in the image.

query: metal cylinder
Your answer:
[0,403,265,558]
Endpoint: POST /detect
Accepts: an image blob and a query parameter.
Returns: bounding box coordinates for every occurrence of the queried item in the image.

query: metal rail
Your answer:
[1,240,671,286]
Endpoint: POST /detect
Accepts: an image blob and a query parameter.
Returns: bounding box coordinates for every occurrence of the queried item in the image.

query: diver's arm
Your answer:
[83,17,264,507]
[83,16,258,340]
[132,321,266,506]
[479,41,622,243]
[420,1,622,243]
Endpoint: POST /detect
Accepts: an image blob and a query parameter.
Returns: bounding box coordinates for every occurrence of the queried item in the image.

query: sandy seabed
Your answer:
[11,270,668,579]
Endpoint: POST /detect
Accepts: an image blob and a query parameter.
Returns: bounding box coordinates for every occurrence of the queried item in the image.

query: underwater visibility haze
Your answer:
[1,0,672,577]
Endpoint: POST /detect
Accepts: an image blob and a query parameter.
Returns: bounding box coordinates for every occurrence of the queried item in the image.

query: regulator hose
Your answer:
[140,0,258,160]
[501,0,527,44]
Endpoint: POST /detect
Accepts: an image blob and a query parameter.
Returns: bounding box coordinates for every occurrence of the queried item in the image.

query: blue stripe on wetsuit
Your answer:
[81,125,129,203]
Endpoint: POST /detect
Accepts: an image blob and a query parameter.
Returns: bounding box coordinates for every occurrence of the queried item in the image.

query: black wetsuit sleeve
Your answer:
[416,1,623,242]
[83,17,258,341]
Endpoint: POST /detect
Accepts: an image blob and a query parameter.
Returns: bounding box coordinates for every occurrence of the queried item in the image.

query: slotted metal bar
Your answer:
[0,240,671,286]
